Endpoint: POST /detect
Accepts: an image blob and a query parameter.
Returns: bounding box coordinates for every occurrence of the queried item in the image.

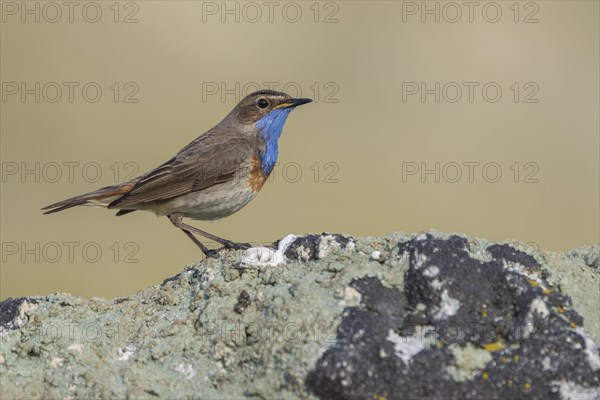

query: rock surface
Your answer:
[1,231,598,399]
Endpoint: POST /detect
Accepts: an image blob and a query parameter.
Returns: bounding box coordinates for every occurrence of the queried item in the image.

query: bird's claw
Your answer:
[227,242,252,250]
[203,249,220,258]
[201,242,250,258]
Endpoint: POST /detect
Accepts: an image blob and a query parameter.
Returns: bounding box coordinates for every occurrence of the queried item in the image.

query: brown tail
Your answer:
[42,182,133,215]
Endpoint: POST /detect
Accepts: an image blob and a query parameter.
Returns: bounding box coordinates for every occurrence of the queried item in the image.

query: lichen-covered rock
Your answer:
[306,234,599,400]
[0,232,598,400]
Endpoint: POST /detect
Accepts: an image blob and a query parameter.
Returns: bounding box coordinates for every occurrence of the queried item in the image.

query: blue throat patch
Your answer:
[256,107,293,175]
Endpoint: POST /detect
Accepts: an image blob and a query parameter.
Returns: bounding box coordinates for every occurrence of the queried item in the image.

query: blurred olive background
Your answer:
[1,1,598,300]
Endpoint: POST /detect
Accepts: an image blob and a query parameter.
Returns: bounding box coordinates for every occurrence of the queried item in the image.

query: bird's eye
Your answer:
[257,99,269,109]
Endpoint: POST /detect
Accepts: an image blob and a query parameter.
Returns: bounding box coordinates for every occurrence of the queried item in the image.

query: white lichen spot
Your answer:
[569,327,600,371]
[352,329,365,342]
[387,326,435,365]
[50,357,64,368]
[18,301,37,324]
[379,348,388,359]
[242,247,284,267]
[213,343,234,366]
[241,234,297,268]
[434,289,461,320]
[413,252,430,269]
[318,235,341,259]
[67,343,83,352]
[423,266,439,278]
[446,343,493,382]
[117,346,136,361]
[175,362,196,380]
[553,380,600,400]
[200,268,216,282]
[541,356,553,371]
[343,287,362,302]
[274,233,298,254]
[502,260,546,289]
[370,251,388,263]
[529,298,549,318]
[520,298,550,338]
[431,279,443,290]
[345,241,356,252]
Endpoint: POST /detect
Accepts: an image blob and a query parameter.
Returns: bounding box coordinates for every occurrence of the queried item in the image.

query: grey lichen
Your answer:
[1,231,598,400]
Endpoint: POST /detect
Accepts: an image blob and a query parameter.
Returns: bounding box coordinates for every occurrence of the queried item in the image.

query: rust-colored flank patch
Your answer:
[248,155,267,192]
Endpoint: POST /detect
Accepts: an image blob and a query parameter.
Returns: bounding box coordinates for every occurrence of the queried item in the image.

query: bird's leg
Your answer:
[168,213,218,257]
[181,222,251,250]
[168,213,251,253]
[182,225,251,250]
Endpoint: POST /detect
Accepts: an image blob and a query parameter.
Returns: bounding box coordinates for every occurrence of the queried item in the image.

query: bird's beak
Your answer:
[274,98,313,109]
[289,98,313,107]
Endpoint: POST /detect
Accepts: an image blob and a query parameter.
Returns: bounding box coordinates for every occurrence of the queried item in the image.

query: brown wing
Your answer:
[109,133,254,209]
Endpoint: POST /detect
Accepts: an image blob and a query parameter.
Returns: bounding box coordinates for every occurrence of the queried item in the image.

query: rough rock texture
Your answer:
[1,231,598,399]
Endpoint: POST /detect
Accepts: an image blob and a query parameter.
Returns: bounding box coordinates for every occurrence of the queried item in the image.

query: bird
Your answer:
[42,90,312,256]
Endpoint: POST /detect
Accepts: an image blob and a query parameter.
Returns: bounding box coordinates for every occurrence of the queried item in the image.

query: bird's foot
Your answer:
[222,241,252,251]
[203,249,221,258]
[200,242,250,259]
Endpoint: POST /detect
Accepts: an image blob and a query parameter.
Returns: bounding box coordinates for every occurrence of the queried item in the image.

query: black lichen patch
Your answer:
[307,235,600,400]
[283,234,351,261]
[0,297,37,331]
[349,277,406,321]
[284,234,320,260]
[234,290,251,314]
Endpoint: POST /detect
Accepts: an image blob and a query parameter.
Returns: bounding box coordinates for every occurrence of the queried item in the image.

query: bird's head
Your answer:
[225,90,312,175]
[228,90,312,132]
